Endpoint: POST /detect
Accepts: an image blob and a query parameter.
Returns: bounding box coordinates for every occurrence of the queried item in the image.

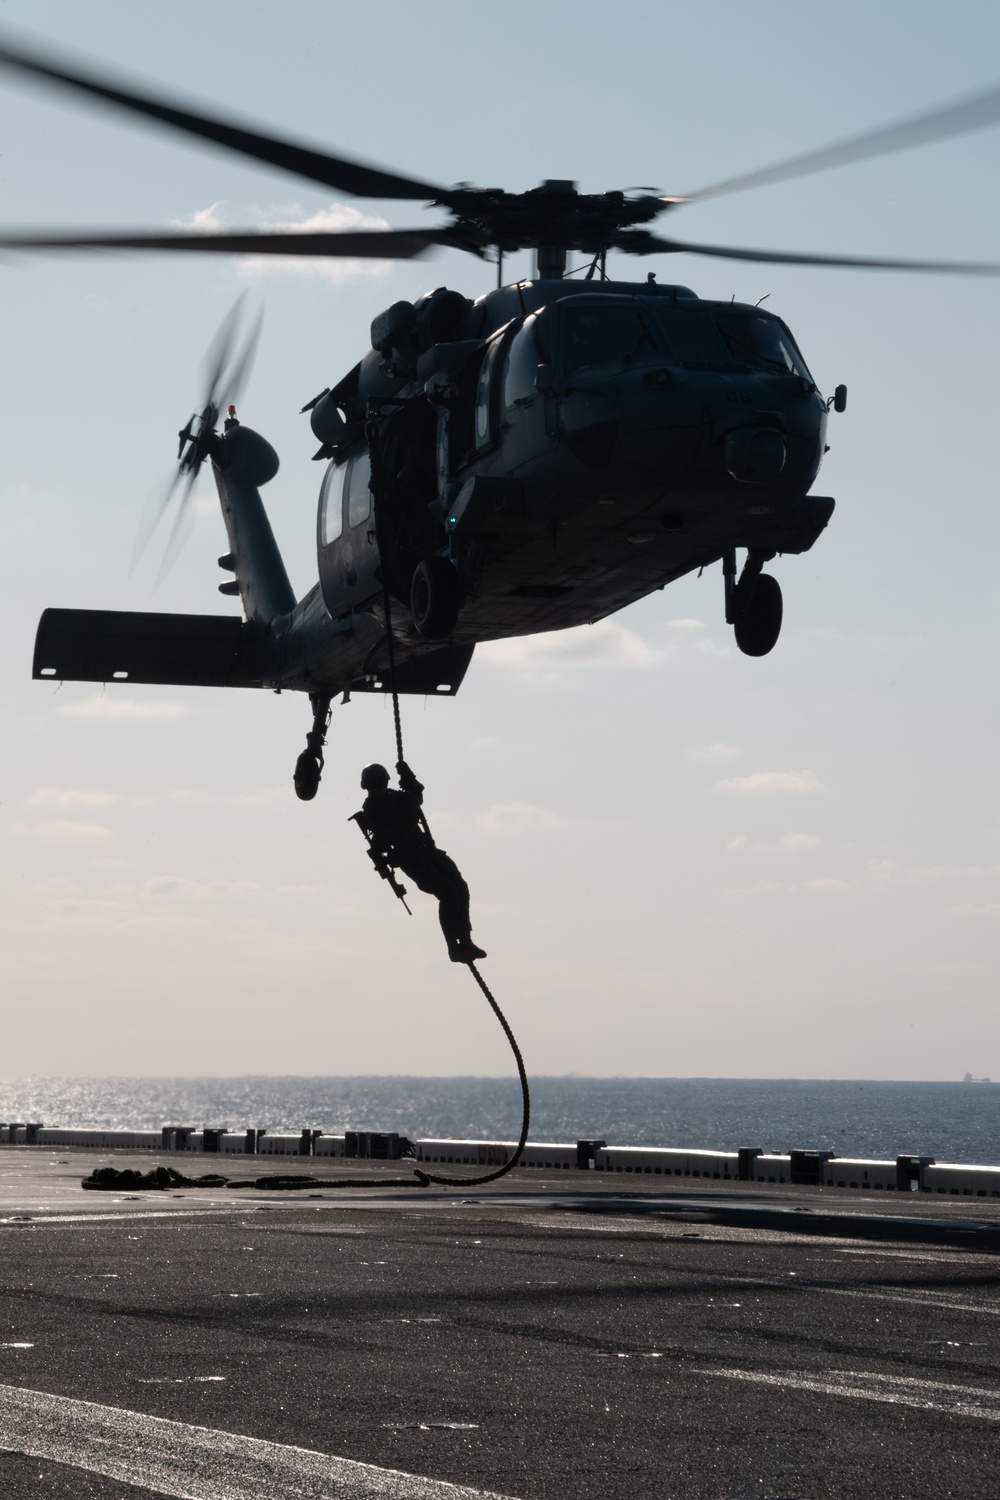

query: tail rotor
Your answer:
[132,295,263,583]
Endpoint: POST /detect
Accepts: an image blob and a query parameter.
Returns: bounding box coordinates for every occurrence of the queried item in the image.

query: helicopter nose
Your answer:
[724,426,786,484]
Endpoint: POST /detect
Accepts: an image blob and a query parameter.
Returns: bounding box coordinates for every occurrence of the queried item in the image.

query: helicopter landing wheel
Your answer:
[411,556,461,640]
[733,572,783,657]
[293,695,331,801]
[293,747,322,801]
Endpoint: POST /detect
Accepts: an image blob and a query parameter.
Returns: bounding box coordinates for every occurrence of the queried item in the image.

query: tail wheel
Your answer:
[411,557,461,640]
[734,572,783,657]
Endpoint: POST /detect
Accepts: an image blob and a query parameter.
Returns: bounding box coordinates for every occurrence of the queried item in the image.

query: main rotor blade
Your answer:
[0,228,441,258]
[0,34,451,203]
[674,81,1000,203]
[643,233,1000,276]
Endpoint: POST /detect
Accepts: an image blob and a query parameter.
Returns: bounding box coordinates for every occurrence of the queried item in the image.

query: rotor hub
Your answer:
[439,180,666,260]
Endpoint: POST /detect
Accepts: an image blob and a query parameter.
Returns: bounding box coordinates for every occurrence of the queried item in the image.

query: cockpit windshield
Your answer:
[562,303,666,374]
[713,311,811,378]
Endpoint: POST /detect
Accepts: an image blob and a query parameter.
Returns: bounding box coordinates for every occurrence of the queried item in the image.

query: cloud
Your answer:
[717,770,826,794]
[722,878,793,897]
[867,859,999,884]
[143,876,260,900]
[59,697,191,722]
[237,200,395,282]
[169,201,227,232]
[476,802,571,833]
[15,820,110,840]
[27,787,118,808]
[691,742,739,761]
[472,736,496,750]
[668,618,706,631]
[728,832,822,852]
[169,786,288,807]
[778,833,822,851]
[165,198,397,282]
[29,878,81,898]
[720,855,999,899]
[479,619,664,679]
[13,877,272,937]
[949,903,1000,917]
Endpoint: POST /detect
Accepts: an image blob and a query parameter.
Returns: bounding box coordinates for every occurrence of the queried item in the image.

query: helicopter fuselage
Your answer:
[284,275,834,691]
[33,274,836,716]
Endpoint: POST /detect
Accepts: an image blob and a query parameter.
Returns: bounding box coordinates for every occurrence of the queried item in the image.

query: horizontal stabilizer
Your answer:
[33,609,268,688]
[349,644,474,698]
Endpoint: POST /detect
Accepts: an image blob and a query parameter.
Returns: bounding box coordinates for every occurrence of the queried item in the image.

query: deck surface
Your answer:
[0,1148,997,1498]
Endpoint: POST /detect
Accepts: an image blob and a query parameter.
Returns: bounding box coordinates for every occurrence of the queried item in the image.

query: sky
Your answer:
[1,0,999,1082]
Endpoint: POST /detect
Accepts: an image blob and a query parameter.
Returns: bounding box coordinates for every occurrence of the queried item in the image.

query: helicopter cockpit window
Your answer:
[319,458,346,546]
[562,304,665,374]
[475,334,505,449]
[714,312,811,378]
[504,316,544,410]
[347,450,372,529]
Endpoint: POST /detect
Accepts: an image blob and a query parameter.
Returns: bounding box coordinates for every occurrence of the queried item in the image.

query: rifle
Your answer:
[349,812,412,915]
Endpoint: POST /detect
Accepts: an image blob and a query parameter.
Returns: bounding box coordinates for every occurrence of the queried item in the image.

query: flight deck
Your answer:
[0,1149,997,1499]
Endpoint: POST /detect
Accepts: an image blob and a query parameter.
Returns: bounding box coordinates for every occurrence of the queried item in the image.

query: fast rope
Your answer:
[414,960,530,1188]
[365,411,530,1188]
[367,410,406,769]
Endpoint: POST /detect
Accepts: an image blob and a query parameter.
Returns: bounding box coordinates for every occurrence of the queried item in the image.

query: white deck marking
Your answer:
[0,1383,516,1499]
[701,1367,1000,1420]
[806,1283,1000,1317]
[0,1208,245,1227]
[656,1264,1000,1319]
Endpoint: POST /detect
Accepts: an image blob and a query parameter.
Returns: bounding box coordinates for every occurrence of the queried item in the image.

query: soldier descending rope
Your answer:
[352,761,486,964]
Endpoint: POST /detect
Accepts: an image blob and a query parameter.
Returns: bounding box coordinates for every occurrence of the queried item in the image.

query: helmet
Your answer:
[360,762,390,792]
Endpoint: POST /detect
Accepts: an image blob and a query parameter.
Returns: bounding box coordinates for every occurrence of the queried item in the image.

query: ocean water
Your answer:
[1,1077,999,1165]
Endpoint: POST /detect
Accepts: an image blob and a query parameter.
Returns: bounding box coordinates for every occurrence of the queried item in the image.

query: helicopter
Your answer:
[3,36,999,801]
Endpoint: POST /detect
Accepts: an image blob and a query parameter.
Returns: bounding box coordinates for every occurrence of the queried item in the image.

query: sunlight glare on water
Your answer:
[0,1077,997,1163]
